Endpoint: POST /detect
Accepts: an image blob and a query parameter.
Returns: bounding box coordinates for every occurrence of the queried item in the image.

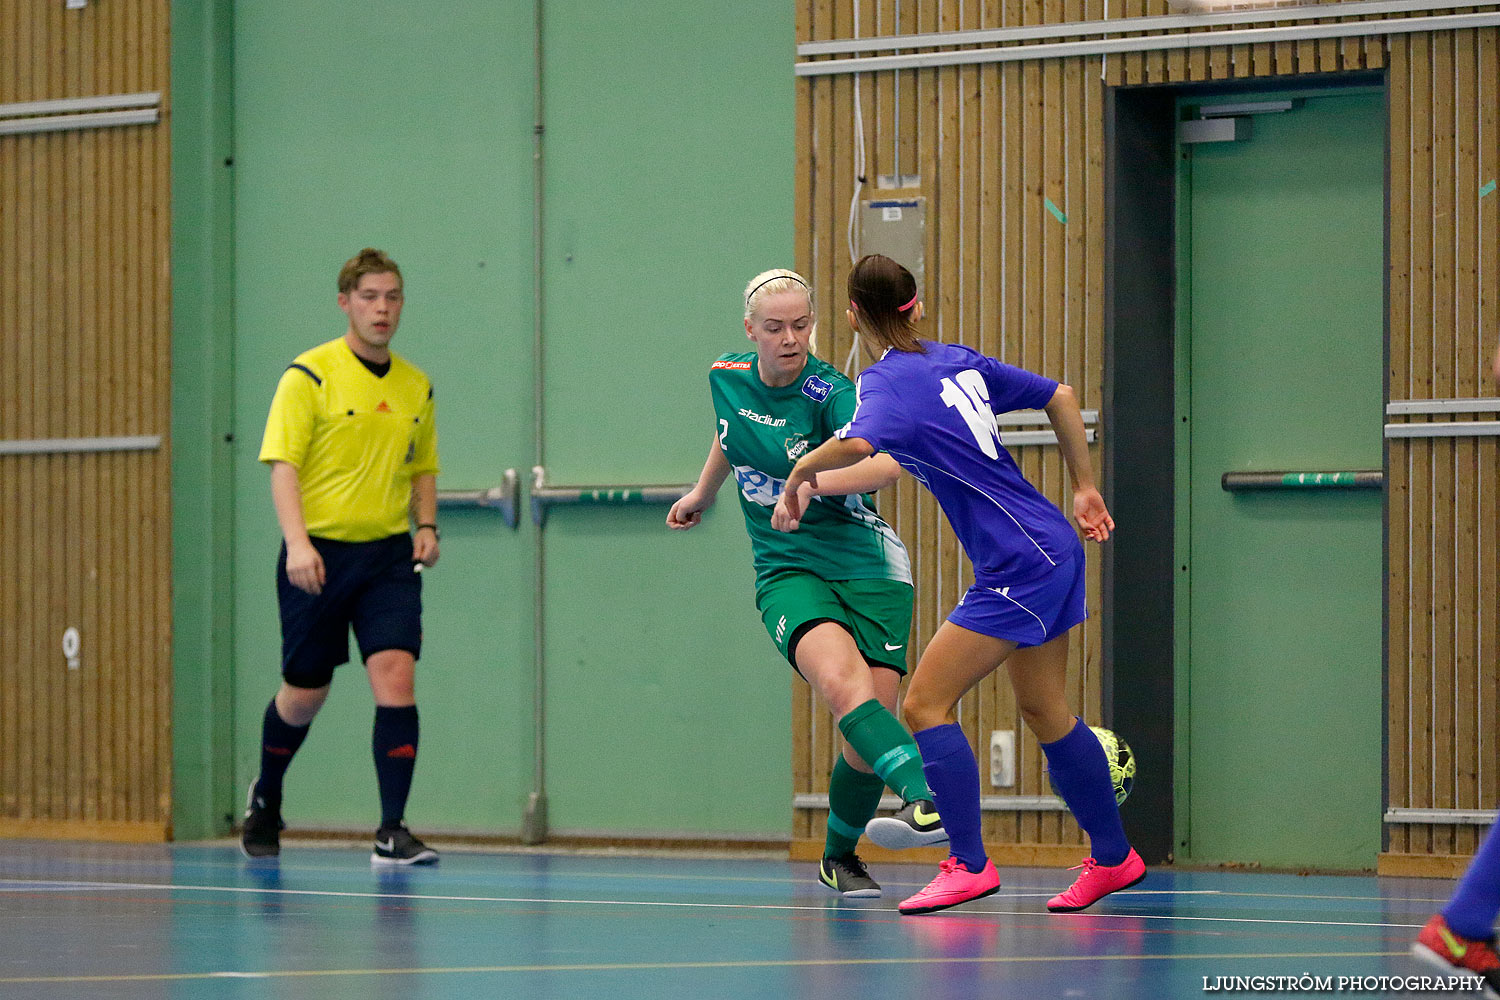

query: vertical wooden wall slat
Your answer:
[1387,34,1413,858]
[64,9,86,821]
[1017,45,1043,847]
[1231,29,1251,79]
[997,53,1026,847]
[128,0,148,821]
[975,52,999,845]
[917,0,942,684]
[100,3,123,826]
[45,4,67,826]
[1124,0,1143,85]
[1454,27,1480,858]
[1297,26,1316,75]
[1274,7,1301,76]
[1167,8,1189,82]
[75,5,96,826]
[1431,30,1458,860]
[1410,31,1437,857]
[1188,20,1209,81]
[959,0,984,840]
[1481,27,1500,826]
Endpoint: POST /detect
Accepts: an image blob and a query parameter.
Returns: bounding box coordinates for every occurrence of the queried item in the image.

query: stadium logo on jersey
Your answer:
[784,434,809,461]
[712,359,753,370]
[738,408,786,428]
[801,375,832,402]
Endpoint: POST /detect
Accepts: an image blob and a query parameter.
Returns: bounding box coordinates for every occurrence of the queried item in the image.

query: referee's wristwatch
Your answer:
[416,523,440,540]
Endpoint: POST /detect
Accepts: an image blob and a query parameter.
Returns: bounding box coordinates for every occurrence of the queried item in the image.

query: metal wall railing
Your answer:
[0,92,161,136]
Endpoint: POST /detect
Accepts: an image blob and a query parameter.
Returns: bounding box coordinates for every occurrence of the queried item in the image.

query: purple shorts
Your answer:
[947,555,1087,648]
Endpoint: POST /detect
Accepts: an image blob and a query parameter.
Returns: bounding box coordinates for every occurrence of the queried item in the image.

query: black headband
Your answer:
[746,273,809,304]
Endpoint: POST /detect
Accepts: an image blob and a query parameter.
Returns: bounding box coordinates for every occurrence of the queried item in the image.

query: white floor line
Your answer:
[0,949,1411,986]
[0,878,1424,930]
[0,851,1453,901]
[955,906,1423,930]
[1163,889,1453,904]
[992,889,1222,898]
[0,884,136,892]
[0,857,795,886]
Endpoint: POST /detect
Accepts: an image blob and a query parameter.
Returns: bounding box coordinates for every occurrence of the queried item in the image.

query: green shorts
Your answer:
[755,572,914,675]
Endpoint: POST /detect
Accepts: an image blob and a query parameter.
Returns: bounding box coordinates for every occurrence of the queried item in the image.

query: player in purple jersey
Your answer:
[779,254,1143,915]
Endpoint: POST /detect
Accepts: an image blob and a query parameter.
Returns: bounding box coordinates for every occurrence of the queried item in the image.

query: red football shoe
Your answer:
[1046,849,1146,912]
[898,856,1000,915]
[1411,914,1500,998]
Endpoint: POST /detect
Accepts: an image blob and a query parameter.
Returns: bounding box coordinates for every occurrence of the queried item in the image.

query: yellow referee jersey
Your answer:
[259,337,440,542]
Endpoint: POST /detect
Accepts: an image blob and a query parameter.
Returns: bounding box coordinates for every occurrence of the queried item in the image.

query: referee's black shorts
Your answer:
[277,533,422,688]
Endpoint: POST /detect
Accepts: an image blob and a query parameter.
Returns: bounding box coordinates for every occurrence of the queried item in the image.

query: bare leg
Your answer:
[274,682,329,726]
[1005,633,1074,744]
[901,621,1017,733]
[365,649,416,707]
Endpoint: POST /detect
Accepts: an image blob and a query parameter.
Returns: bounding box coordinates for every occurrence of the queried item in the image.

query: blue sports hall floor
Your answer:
[0,838,1459,999]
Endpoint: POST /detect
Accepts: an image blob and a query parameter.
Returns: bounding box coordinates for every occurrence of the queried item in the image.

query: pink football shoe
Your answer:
[898,856,1001,915]
[1046,849,1146,912]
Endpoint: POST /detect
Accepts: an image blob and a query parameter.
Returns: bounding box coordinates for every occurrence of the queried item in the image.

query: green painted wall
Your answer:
[1175,89,1385,869]
[538,3,792,836]
[218,2,792,838]
[170,0,236,839]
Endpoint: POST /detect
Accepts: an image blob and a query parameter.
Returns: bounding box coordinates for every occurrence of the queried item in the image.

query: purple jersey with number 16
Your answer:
[837,340,1083,587]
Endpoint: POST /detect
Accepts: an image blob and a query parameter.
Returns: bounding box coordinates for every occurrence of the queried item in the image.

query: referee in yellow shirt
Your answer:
[243,248,441,865]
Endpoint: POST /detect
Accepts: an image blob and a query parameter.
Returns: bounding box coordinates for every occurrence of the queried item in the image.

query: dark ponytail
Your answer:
[847,254,924,353]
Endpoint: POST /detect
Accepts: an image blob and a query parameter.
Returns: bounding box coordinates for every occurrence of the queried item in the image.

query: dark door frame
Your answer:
[1102,71,1386,866]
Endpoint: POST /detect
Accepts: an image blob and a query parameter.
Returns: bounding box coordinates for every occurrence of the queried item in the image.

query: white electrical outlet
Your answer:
[989,730,1016,788]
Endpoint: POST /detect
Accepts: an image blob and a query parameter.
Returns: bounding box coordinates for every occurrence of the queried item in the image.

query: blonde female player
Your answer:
[778,254,1142,915]
[667,268,946,897]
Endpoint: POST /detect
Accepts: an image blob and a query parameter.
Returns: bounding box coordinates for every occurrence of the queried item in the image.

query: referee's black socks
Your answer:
[373,705,420,829]
[255,698,311,810]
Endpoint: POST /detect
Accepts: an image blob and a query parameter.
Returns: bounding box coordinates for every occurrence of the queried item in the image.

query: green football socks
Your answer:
[837,698,933,805]
[824,755,886,857]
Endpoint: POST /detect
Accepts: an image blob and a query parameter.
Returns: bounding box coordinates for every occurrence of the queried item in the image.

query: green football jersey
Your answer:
[708,351,912,587]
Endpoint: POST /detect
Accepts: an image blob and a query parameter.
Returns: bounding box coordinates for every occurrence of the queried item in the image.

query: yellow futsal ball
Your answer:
[1090,726,1136,806]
